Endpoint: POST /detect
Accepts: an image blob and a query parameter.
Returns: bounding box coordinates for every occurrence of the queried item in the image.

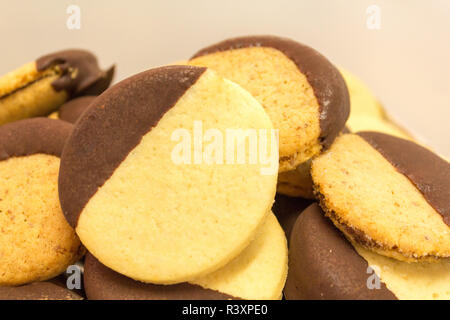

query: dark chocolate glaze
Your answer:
[284,203,397,300]
[358,131,450,226]
[79,65,115,96]
[0,281,82,300]
[58,96,96,124]
[191,35,350,149]
[0,118,72,160]
[84,253,236,300]
[271,194,313,241]
[59,65,207,228]
[36,49,114,97]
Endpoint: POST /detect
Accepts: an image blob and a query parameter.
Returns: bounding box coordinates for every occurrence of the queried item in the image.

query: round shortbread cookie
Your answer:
[84,212,287,300]
[59,65,278,284]
[285,204,450,300]
[0,49,114,125]
[189,35,350,172]
[0,118,84,286]
[0,281,83,300]
[311,132,450,262]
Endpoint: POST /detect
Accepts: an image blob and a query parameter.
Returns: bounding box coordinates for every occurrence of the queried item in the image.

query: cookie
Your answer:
[347,115,414,140]
[284,204,450,300]
[284,203,396,300]
[339,68,384,120]
[0,281,83,300]
[276,127,350,199]
[0,118,84,286]
[311,132,450,262]
[271,194,312,240]
[339,68,414,140]
[59,65,278,284]
[50,96,96,124]
[84,213,287,300]
[189,35,350,172]
[276,160,314,199]
[0,49,114,125]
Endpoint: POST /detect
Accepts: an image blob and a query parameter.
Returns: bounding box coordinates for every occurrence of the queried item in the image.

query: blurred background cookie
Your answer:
[59,65,277,284]
[339,68,384,120]
[284,204,450,300]
[340,68,414,140]
[0,118,84,286]
[84,213,287,300]
[347,115,413,140]
[48,96,96,124]
[188,35,350,172]
[311,132,450,262]
[0,49,114,125]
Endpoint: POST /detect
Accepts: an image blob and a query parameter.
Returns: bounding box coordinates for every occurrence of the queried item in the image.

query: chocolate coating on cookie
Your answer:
[191,35,350,149]
[284,203,396,300]
[84,253,236,300]
[59,65,206,228]
[36,50,114,97]
[271,194,312,240]
[0,281,82,300]
[0,118,72,160]
[357,132,450,226]
[59,96,96,124]
[79,65,115,96]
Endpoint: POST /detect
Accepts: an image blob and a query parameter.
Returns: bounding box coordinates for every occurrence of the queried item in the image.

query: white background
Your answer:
[1,0,449,157]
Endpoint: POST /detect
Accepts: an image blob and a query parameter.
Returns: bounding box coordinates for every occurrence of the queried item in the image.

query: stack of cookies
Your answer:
[0,35,448,300]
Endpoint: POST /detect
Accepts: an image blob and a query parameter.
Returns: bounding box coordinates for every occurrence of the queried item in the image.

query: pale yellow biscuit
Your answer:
[60,66,278,284]
[192,212,288,300]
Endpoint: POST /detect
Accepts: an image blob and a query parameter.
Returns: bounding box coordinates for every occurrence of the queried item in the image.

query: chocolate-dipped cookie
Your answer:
[285,204,450,300]
[311,132,450,262]
[0,281,83,300]
[271,193,313,240]
[189,35,350,172]
[0,49,114,125]
[59,65,278,284]
[284,203,396,300]
[0,118,84,286]
[49,96,96,124]
[84,213,287,300]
